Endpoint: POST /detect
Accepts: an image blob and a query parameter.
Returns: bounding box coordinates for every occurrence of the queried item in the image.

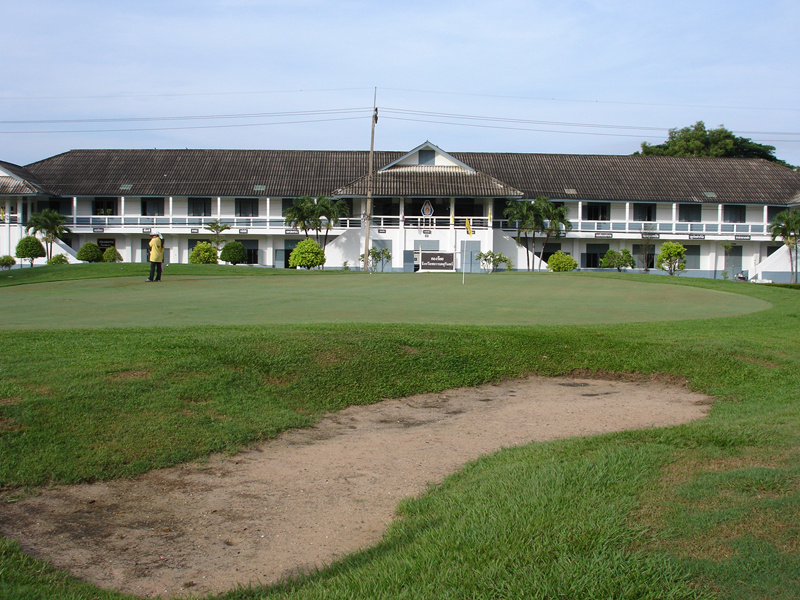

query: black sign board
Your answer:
[735,235,751,241]
[594,233,613,239]
[689,234,705,240]
[420,251,455,271]
[97,238,116,249]
[93,227,105,233]
[239,229,248,234]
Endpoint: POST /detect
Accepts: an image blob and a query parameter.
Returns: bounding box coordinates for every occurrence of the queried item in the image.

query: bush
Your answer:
[289,238,325,269]
[102,246,123,263]
[656,241,687,276]
[599,248,635,271]
[220,241,247,265]
[0,255,15,270]
[47,254,69,265]
[189,241,218,264]
[76,242,104,263]
[15,235,46,267]
[547,251,578,272]
[476,250,513,273]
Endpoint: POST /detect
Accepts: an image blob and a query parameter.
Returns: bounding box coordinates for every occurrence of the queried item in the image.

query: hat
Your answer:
[151,230,161,237]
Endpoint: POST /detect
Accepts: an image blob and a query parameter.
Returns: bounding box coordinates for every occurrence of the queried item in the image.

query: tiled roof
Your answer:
[334,166,523,197]
[452,153,800,205]
[0,160,48,195]
[23,148,800,205]
[25,150,402,198]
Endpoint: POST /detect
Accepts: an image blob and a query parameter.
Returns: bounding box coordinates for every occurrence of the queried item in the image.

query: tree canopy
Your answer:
[637,121,794,168]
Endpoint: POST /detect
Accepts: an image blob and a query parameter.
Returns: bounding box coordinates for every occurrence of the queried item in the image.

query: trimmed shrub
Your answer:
[15,235,46,267]
[220,241,247,265]
[289,238,325,269]
[189,241,218,264]
[657,241,687,276]
[0,255,15,270]
[547,251,578,272]
[47,253,70,265]
[599,248,636,271]
[102,246,123,263]
[76,242,104,263]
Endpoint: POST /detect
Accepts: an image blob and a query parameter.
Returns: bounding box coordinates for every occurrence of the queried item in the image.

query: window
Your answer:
[768,206,786,222]
[92,197,117,216]
[418,149,435,165]
[684,245,701,269]
[373,198,399,216]
[188,197,212,217]
[723,205,746,223]
[582,243,608,268]
[679,204,702,222]
[141,197,164,216]
[582,202,610,221]
[541,243,561,263]
[633,203,656,222]
[456,200,484,217]
[235,198,259,217]
[632,244,655,270]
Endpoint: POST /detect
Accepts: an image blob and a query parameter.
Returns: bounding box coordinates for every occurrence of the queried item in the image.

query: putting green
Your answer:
[0,272,770,330]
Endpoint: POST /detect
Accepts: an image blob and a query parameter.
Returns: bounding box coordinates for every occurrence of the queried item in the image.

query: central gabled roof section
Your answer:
[334,141,523,198]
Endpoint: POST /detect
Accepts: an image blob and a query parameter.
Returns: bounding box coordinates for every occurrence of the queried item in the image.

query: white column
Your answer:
[217,197,222,217]
[718,204,724,224]
[72,197,77,220]
[120,196,125,218]
[266,197,271,228]
[672,203,678,223]
[763,205,769,224]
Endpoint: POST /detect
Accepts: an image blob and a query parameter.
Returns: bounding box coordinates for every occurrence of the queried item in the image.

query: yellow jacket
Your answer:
[148,237,164,263]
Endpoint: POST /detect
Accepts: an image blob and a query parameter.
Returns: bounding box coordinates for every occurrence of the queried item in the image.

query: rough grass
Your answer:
[0,267,799,599]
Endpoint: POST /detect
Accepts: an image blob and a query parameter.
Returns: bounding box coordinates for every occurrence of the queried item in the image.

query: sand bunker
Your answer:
[0,374,711,598]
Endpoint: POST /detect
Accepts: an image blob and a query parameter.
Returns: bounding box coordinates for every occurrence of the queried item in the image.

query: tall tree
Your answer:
[313,196,350,250]
[284,196,317,238]
[637,121,794,168]
[204,218,230,250]
[504,198,545,271]
[25,208,71,260]
[537,200,572,271]
[769,208,800,283]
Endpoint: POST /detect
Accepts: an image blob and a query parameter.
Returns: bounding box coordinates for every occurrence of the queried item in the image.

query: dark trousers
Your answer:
[149,261,163,281]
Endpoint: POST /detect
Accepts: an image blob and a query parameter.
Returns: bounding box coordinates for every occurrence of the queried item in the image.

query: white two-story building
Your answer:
[2,141,799,280]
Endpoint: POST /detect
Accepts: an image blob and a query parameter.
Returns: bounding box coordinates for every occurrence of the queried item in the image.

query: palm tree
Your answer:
[313,196,350,250]
[284,196,317,238]
[769,208,800,283]
[504,198,545,271]
[25,208,71,260]
[537,200,572,271]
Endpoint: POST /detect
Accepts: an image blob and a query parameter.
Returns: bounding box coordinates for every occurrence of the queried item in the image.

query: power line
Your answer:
[0,108,371,125]
[381,87,800,114]
[0,115,368,135]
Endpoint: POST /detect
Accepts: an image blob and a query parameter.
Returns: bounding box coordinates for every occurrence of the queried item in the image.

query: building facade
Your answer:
[2,142,799,280]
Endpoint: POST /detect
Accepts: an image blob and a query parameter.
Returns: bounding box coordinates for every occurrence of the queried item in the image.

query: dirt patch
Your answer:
[0,375,711,598]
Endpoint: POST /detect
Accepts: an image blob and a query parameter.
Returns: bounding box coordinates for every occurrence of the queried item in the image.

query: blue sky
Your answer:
[3,0,799,166]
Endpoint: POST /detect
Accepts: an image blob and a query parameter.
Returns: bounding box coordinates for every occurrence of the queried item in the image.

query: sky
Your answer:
[3,0,799,167]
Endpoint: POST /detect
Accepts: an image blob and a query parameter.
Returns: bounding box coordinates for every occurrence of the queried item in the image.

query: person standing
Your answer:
[146,231,164,282]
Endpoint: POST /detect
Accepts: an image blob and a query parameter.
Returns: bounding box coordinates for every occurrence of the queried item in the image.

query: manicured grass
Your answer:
[0,266,768,329]
[1,267,799,599]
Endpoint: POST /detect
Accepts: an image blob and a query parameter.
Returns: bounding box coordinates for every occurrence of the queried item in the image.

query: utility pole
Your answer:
[363,90,378,272]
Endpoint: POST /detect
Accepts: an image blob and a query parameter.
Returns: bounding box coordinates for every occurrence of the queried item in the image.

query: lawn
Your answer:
[1,265,799,600]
